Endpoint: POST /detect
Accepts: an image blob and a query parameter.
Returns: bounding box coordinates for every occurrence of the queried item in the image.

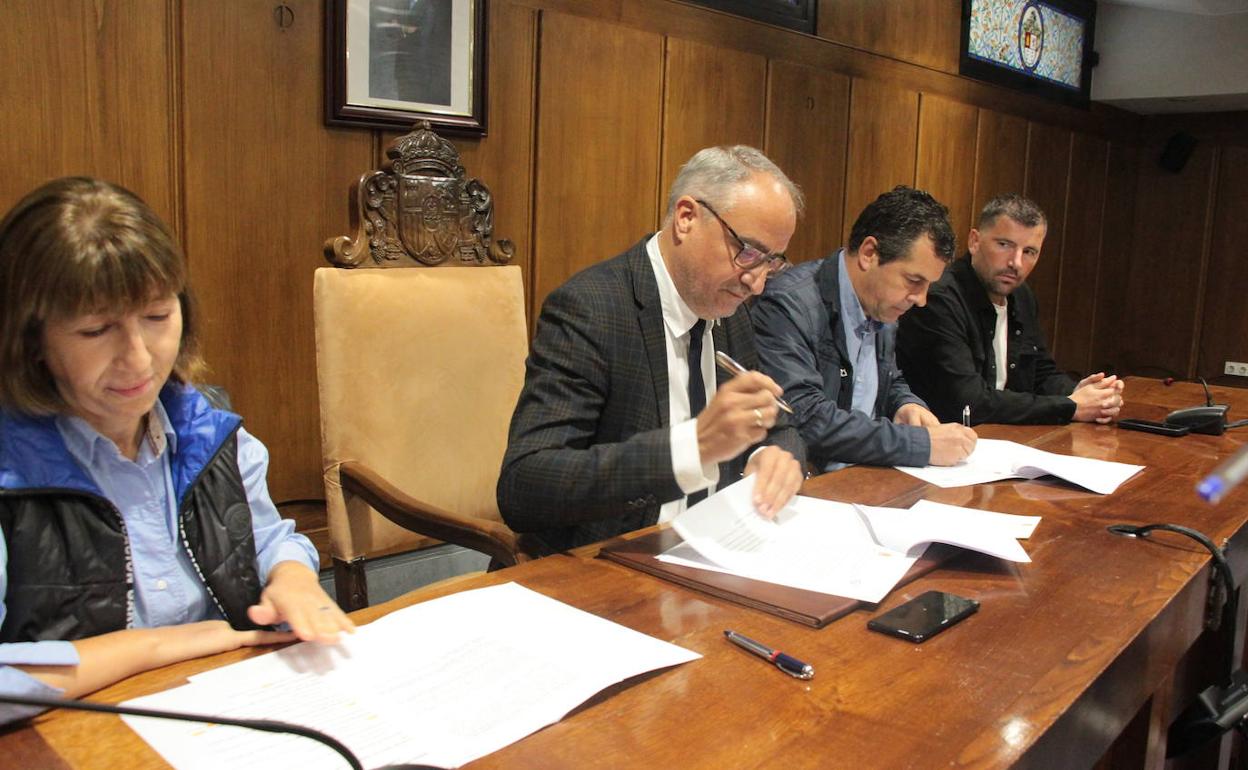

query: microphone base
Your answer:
[1167,670,1248,757]
[1166,404,1230,436]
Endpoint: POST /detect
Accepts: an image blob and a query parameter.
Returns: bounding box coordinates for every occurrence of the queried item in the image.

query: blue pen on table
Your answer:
[724,630,814,679]
[1197,443,1248,504]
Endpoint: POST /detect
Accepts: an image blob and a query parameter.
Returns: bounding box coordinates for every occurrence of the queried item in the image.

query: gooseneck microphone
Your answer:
[1164,377,1231,435]
[1199,377,1215,407]
[0,693,440,770]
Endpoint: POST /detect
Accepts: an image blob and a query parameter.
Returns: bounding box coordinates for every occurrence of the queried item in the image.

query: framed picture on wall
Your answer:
[684,0,817,34]
[959,0,1096,107]
[325,0,487,135]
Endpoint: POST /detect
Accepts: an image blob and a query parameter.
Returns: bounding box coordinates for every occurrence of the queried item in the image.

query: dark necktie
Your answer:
[687,319,708,507]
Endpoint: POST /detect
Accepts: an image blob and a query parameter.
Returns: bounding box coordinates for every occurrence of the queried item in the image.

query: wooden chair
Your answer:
[315,122,535,611]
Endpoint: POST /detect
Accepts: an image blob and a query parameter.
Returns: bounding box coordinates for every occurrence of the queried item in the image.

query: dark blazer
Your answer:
[752,253,930,471]
[497,237,806,553]
[897,255,1076,425]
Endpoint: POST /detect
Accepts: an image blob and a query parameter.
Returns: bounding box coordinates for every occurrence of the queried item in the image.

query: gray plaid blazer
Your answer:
[497,237,806,553]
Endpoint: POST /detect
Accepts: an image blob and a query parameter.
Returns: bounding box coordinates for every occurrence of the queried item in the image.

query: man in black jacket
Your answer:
[897,194,1124,426]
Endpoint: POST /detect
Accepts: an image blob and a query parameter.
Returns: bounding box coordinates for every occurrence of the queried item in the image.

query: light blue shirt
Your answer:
[837,252,883,417]
[0,402,317,724]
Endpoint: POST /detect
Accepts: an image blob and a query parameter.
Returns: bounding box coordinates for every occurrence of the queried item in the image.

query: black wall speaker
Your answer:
[1159,131,1197,173]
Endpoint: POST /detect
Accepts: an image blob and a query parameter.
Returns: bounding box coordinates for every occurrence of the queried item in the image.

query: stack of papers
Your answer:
[658,477,1038,603]
[896,438,1144,494]
[121,583,699,769]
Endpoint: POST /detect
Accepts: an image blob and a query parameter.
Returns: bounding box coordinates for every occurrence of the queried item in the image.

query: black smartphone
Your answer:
[1118,418,1190,437]
[867,591,979,643]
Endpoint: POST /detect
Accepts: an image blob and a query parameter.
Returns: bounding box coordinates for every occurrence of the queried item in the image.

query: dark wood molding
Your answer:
[332,556,369,612]
[339,461,537,567]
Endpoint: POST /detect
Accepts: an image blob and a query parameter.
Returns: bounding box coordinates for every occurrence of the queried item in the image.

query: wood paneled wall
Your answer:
[1200,145,1248,381]
[531,12,662,303]
[0,0,178,227]
[1053,133,1109,376]
[1090,142,1140,376]
[181,1,373,499]
[764,62,849,264]
[6,0,1202,516]
[842,79,919,245]
[819,0,962,74]
[1107,113,1248,384]
[916,95,977,249]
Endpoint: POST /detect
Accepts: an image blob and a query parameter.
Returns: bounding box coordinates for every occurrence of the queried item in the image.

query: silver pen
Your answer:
[714,350,795,415]
[962,405,971,427]
[724,630,814,679]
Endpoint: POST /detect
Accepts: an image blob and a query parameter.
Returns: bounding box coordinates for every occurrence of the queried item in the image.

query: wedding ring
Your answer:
[753,408,764,428]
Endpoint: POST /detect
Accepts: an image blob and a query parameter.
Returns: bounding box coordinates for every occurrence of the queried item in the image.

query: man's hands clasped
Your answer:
[1071,373,1125,424]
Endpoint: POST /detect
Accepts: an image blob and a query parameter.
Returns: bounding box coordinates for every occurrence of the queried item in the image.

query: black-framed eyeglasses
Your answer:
[695,199,790,276]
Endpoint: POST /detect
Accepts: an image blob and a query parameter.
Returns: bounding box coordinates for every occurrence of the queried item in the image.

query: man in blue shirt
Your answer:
[752,186,977,472]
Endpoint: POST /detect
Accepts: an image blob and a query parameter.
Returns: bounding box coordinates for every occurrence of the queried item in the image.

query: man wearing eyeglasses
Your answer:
[498,146,806,553]
[751,186,977,472]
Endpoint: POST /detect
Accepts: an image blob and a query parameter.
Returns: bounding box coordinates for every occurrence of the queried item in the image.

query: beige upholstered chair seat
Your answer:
[315,122,535,610]
[316,264,527,550]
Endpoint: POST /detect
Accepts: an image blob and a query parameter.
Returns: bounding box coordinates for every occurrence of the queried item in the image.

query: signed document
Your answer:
[658,477,1038,603]
[121,583,699,769]
[895,438,1144,494]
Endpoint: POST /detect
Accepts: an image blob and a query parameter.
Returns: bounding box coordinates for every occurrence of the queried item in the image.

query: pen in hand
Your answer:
[714,351,795,415]
[724,630,814,679]
[962,405,971,427]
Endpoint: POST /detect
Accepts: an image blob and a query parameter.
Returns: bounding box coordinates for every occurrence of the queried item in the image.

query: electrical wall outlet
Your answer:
[1225,361,1248,377]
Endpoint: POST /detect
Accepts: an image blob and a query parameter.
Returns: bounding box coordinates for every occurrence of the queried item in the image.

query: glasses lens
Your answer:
[734,247,789,275]
[734,245,769,270]
[767,257,791,275]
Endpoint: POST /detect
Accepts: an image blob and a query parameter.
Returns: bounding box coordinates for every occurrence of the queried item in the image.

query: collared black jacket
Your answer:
[0,384,266,643]
[896,255,1076,425]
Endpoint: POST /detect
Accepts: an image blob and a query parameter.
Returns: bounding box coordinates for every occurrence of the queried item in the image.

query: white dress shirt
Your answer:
[645,235,719,523]
[992,301,1008,390]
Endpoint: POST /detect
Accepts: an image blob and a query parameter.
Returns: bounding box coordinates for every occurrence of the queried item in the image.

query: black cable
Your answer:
[1109,522,1248,758]
[0,693,364,769]
[0,693,440,769]
[1107,523,1235,639]
[1199,377,1215,407]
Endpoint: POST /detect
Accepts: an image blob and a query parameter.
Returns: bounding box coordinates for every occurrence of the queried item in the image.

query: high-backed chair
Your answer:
[315,122,534,611]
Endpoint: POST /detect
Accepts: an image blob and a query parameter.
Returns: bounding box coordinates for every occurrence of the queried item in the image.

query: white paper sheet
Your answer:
[895,438,1144,494]
[659,477,1035,603]
[121,583,699,769]
[854,502,1033,562]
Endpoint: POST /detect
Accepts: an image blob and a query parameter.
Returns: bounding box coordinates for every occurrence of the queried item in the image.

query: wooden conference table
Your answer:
[4,378,1248,769]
